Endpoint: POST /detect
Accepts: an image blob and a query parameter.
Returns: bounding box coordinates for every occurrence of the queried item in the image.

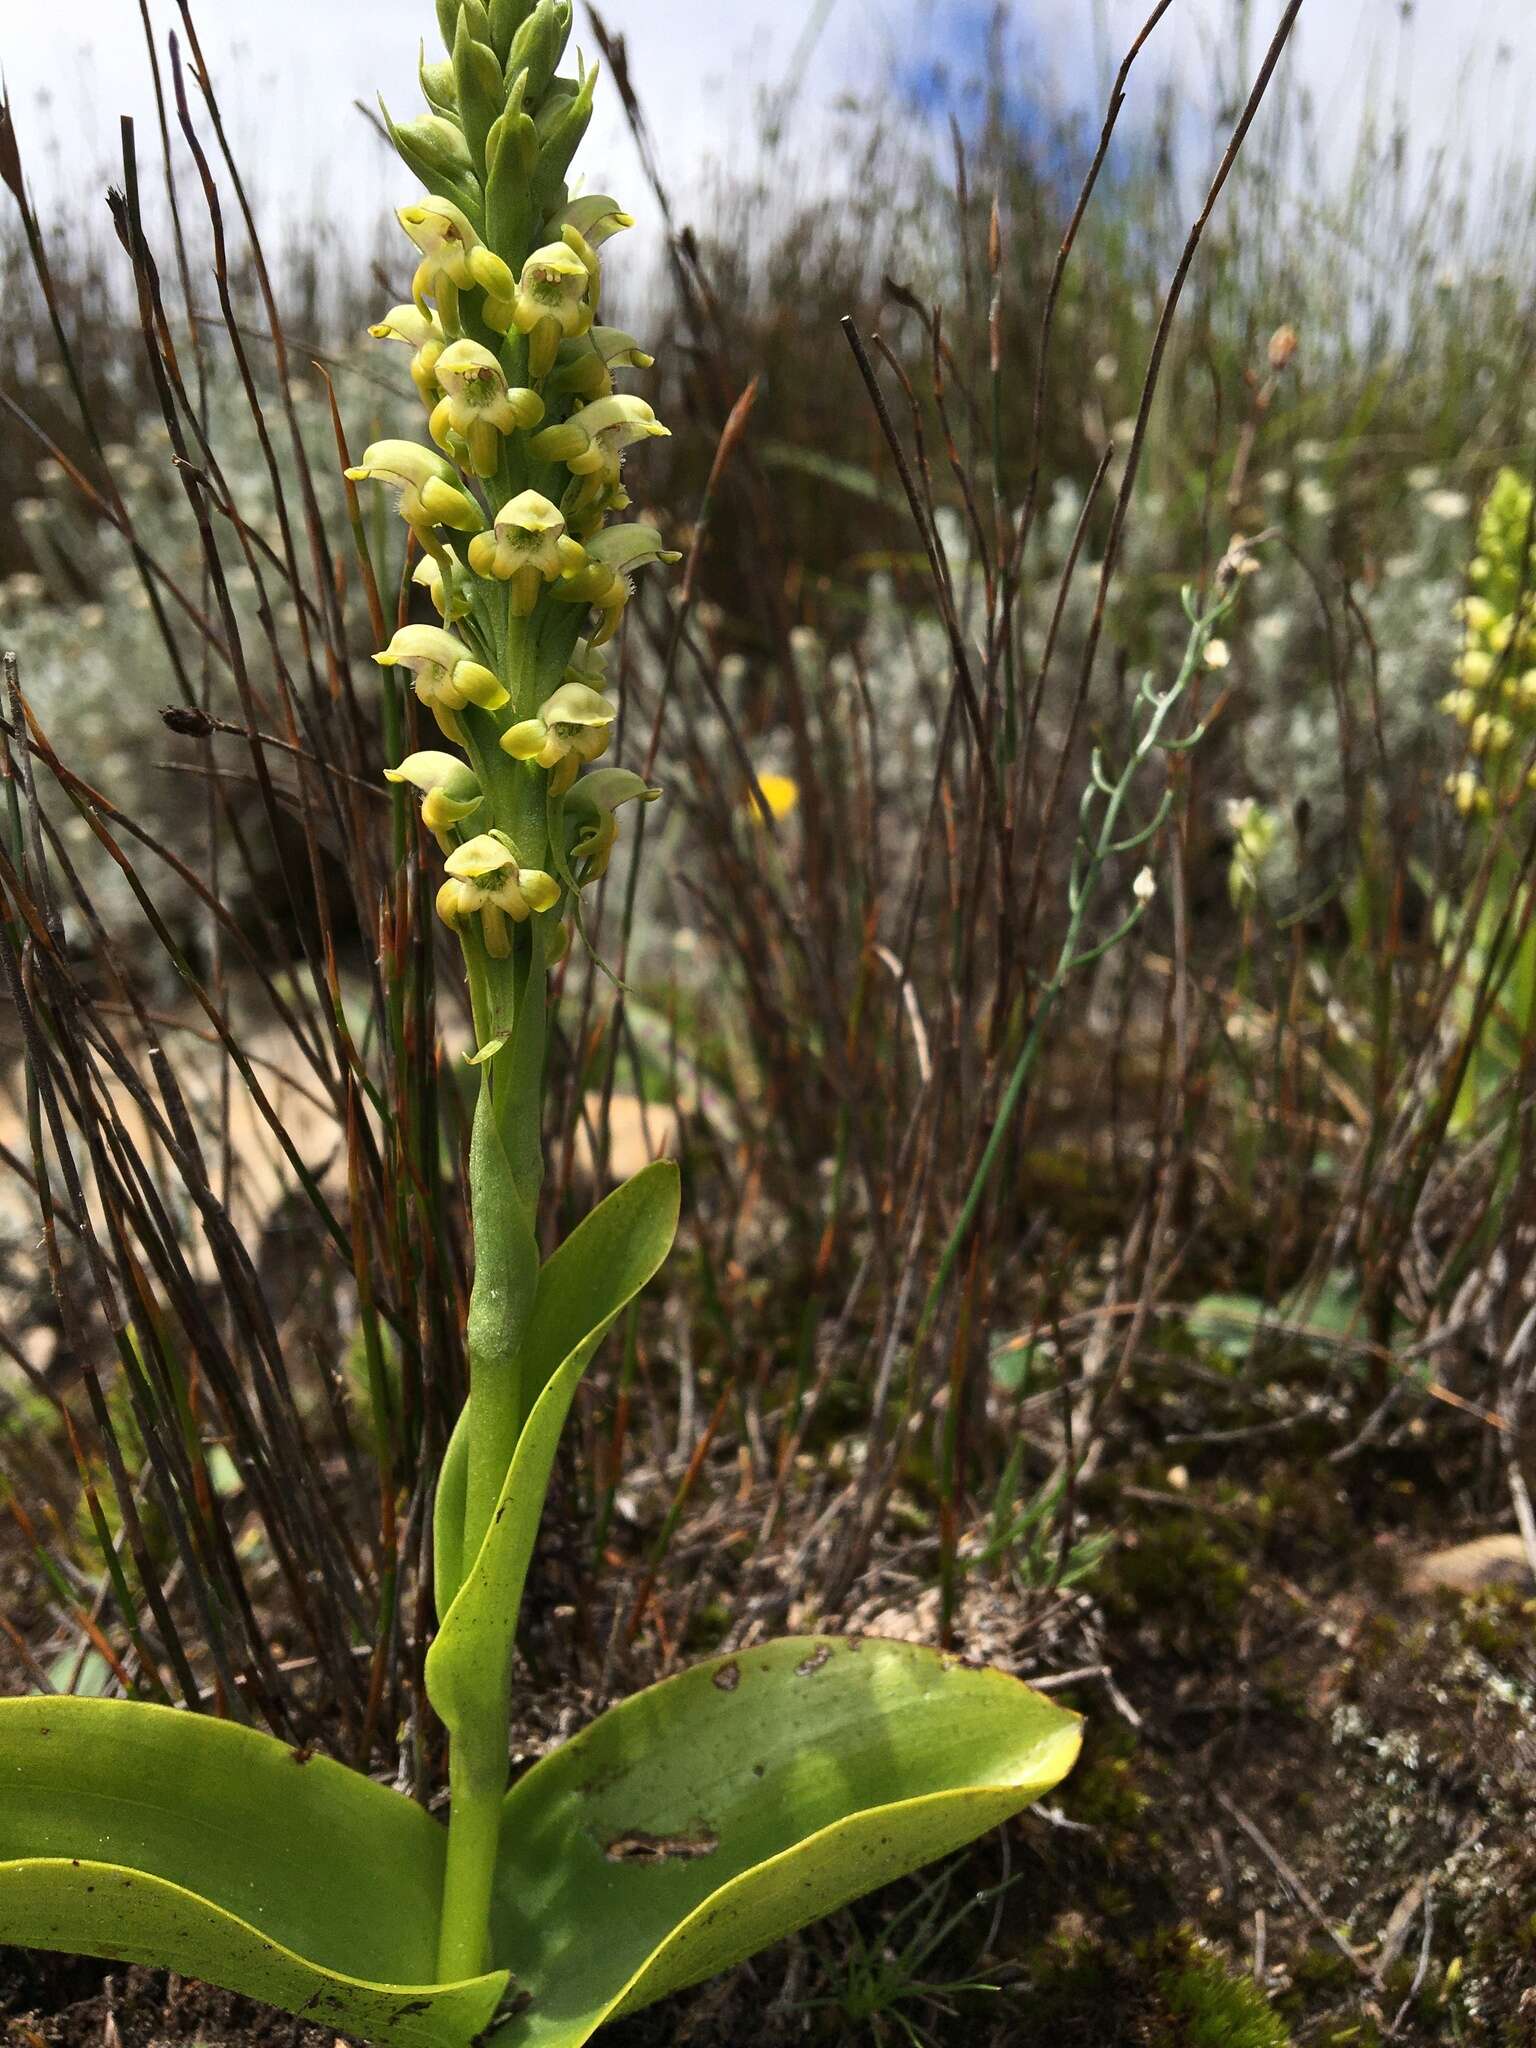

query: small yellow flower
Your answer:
[512,241,595,380]
[1470,711,1514,756]
[427,341,544,478]
[368,303,447,407]
[529,395,669,504]
[343,440,483,538]
[1447,769,1491,817]
[373,623,507,740]
[436,832,560,957]
[549,523,680,644]
[466,491,584,615]
[412,547,472,622]
[382,751,483,850]
[1454,649,1495,689]
[754,773,799,821]
[398,195,481,308]
[501,679,617,789]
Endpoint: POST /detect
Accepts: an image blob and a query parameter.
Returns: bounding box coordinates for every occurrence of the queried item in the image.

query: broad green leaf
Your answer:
[427,1162,680,1739]
[487,1636,1082,2046]
[0,1697,507,2048]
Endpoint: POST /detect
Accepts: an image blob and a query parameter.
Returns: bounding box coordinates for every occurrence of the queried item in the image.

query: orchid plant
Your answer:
[0,4,1081,2042]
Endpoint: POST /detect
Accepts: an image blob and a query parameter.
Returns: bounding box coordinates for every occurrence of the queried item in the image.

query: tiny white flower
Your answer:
[1133,867,1157,905]
[1203,638,1232,670]
[1424,488,1470,522]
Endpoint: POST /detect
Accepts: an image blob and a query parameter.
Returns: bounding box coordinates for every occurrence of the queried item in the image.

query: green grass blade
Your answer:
[488,1637,1082,2045]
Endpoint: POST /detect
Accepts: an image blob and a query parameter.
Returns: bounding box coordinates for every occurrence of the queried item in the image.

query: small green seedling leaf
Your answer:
[487,1636,1082,2045]
[427,1160,680,1740]
[0,1698,507,2048]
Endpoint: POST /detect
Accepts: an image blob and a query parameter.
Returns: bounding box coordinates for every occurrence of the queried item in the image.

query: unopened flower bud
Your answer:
[1267,324,1298,372]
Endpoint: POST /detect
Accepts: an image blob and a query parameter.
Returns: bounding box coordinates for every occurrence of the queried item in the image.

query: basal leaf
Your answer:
[0,1698,507,2048]
[0,1861,505,2048]
[426,1161,679,1742]
[487,1636,1082,2046]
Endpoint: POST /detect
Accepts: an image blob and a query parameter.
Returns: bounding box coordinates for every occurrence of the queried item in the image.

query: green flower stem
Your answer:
[436,605,590,1984]
[436,1718,506,1979]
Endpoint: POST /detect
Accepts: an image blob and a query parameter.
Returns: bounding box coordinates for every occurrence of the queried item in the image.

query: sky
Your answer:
[4,2,1534,246]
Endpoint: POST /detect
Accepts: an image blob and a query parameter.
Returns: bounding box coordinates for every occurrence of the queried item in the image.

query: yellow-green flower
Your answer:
[373,623,507,739]
[512,241,594,380]
[1447,770,1491,817]
[563,767,659,881]
[368,304,447,407]
[399,195,481,308]
[466,490,583,614]
[344,440,483,538]
[501,679,616,786]
[548,326,655,402]
[436,832,560,956]
[551,523,680,644]
[412,546,472,622]
[529,395,669,503]
[383,751,483,850]
[427,341,544,477]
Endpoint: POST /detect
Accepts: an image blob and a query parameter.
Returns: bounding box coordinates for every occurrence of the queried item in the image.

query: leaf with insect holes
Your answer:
[427,1160,680,1739]
[485,1635,1082,2046]
[0,1698,508,2048]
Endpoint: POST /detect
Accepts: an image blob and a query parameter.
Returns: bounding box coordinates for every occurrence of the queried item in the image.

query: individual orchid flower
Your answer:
[398,195,480,308]
[466,490,585,614]
[368,303,448,407]
[397,196,515,319]
[512,241,594,381]
[427,340,544,477]
[373,622,508,740]
[548,326,656,403]
[383,751,484,851]
[343,440,483,539]
[562,768,661,882]
[501,677,617,792]
[529,395,669,512]
[436,831,560,957]
[552,524,681,645]
[542,195,635,252]
[412,546,473,622]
